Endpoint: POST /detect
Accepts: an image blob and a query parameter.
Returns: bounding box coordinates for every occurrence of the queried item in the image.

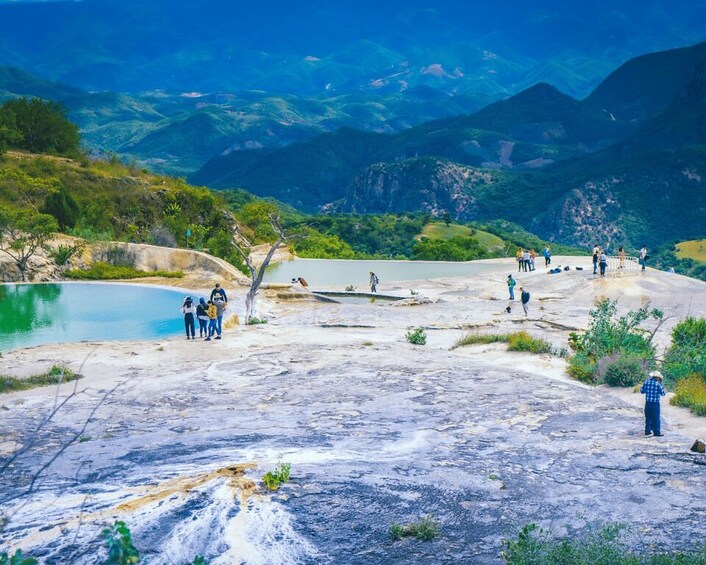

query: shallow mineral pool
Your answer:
[0,282,190,351]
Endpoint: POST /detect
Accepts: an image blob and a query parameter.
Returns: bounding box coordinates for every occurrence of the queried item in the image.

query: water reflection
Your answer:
[0,283,63,336]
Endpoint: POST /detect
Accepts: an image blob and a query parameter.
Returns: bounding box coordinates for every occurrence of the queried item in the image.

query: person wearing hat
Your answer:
[640,370,666,436]
[507,274,516,300]
[180,296,196,340]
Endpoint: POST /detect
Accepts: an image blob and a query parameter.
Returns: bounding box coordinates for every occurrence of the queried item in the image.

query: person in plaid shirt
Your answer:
[640,370,666,436]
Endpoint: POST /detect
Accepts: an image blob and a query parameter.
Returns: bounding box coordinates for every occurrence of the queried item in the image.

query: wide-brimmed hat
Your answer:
[649,370,663,380]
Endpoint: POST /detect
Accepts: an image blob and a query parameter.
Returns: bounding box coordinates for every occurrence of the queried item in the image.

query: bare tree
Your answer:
[229,213,293,324]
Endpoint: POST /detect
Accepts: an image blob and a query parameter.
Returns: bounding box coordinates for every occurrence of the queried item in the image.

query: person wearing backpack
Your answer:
[520,287,531,317]
[369,271,379,293]
[507,274,516,300]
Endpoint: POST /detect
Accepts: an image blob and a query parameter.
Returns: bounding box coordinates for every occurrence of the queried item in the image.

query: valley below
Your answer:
[2,259,706,563]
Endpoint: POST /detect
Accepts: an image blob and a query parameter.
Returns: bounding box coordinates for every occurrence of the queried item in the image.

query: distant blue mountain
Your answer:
[0,0,705,101]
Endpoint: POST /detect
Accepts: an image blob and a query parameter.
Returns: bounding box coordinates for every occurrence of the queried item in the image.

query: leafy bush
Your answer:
[406,327,427,345]
[567,352,599,384]
[663,317,706,386]
[502,522,706,564]
[49,241,85,267]
[567,300,661,385]
[65,262,183,280]
[246,317,268,325]
[389,515,441,541]
[602,355,648,387]
[412,235,489,261]
[507,331,553,354]
[670,374,706,417]
[0,365,80,394]
[103,520,140,565]
[261,461,291,491]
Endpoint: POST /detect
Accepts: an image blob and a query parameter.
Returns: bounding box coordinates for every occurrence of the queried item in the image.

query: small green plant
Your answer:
[103,520,140,565]
[405,327,427,345]
[246,317,268,325]
[362,341,373,346]
[389,515,440,541]
[49,241,85,267]
[78,435,91,443]
[410,289,419,296]
[0,365,81,394]
[345,284,356,292]
[261,461,291,491]
[192,557,209,565]
[0,550,38,565]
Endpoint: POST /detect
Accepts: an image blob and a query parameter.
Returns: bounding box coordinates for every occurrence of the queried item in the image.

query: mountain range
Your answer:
[190,41,706,248]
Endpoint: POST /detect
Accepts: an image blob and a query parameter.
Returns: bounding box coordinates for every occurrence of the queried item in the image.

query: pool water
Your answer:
[0,283,191,352]
[265,258,507,287]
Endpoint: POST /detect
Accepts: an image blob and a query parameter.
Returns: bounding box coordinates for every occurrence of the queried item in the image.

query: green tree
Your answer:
[0,208,58,281]
[0,97,80,155]
[40,183,80,230]
[412,236,489,261]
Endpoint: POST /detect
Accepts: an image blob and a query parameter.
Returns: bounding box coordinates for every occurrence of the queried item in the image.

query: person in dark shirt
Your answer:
[520,287,530,317]
[196,297,209,338]
[210,283,228,304]
[640,370,666,436]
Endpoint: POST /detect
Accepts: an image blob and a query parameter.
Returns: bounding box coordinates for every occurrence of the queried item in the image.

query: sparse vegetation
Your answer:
[0,365,80,394]
[453,331,555,355]
[246,317,268,325]
[64,262,183,280]
[405,327,427,346]
[345,285,356,292]
[261,461,291,491]
[389,515,441,542]
[502,522,706,564]
[0,550,37,565]
[453,333,509,348]
[670,374,706,417]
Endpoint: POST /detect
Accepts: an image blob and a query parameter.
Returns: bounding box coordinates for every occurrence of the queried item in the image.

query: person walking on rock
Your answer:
[639,246,648,272]
[205,300,218,341]
[213,294,226,339]
[599,250,608,277]
[515,248,523,272]
[181,296,196,340]
[592,245,599,275]
[196,297,209,338]
[640,370,666,436]
[521,250,530,272]
[520,287,530,317]
[369,271,379,293]
[507,274,516,300]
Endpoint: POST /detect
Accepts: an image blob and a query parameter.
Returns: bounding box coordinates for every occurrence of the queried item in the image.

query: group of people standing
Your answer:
[180,283,228,341]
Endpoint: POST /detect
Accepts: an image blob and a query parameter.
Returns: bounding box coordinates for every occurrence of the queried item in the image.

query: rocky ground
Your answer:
[1,257,705,564]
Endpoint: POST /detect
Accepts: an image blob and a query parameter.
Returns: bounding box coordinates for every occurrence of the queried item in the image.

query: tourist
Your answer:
[599,250,608,277]
[297,277,309,288]
[618,246,626,269]
[515,248,523,272]
[529,249,536,271]
[369,271,379,293]
[668,266,675,274]
[180,296,196,340]
[205,300,218,341]
[592,245,599,274]
[210,282,228,304]
[522,249,530,272]
[196,297,209,338]
[543,246,552,266]
[639,246,648,271]
[213,294,226,339]
[520,286,530,316]
[640,370,666,436]
[507,274,516,300]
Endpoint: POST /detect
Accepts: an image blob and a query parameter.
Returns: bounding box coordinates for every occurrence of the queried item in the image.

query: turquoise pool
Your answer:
[0,283,192,352]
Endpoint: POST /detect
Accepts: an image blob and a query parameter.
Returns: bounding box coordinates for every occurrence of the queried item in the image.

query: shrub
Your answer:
[670,374,706,417]
[246,317,268,325]
[507,331,553,354]
[567,353,598,384]
[49,241,85,267]
[261,461,291,491]
[345,285,356,292]
[389,515,441,542]
[406,327,427,345]
[663,317,706,386]
[103,520,140,565]
[0,550,37,565]
[65,262,183,280]
[148,225,177,248]
[602,355,648,387]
